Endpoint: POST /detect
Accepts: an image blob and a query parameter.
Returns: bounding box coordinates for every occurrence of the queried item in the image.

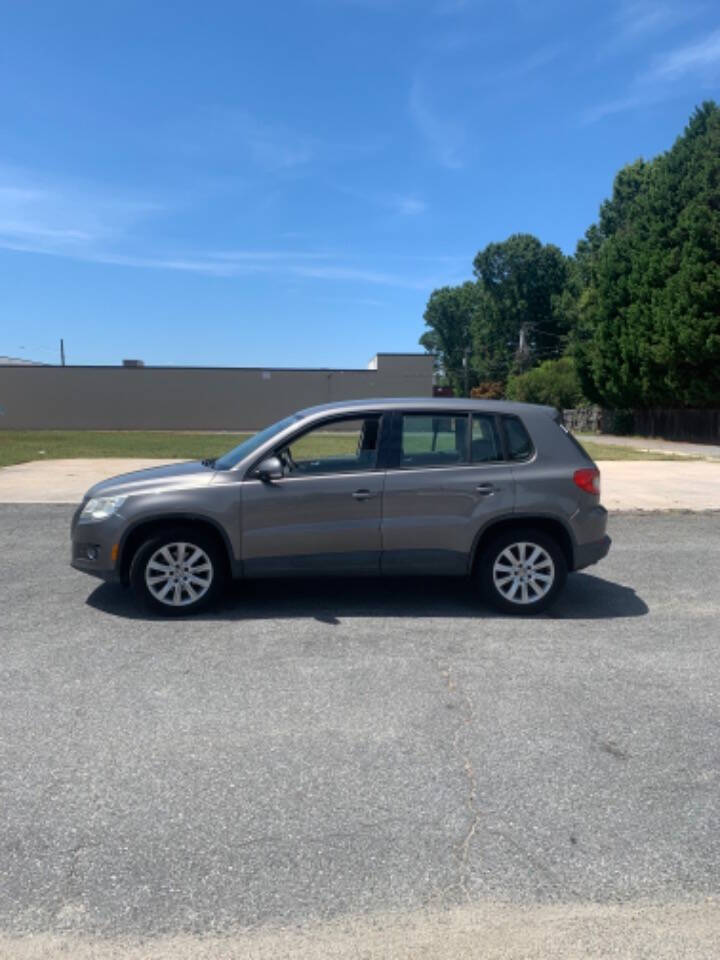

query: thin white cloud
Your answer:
[0,236,442,287]
[0,240,243,276]
[644,27,720,81]
[584,27,720,122]
[206,249,331,262]
[0,168,316,274]
[291,263,430,289]
[409,77,465,169]
[0,167,449,291]
[316,295,386,307]
[393,195,427,215]
[331,183,428,217]
[318,0,401,4]
[583,92,651,123]
[82,252,243,275]
[177,107,314,173]
[0,168,161,250]
[392,252,467,264]
[0,220,92,243]
[615,1,681,41]
[598,1,705,59]
[434,0,472,13]
[508,44,564,80]
[169,106,387,181]
[408,48,560,167]
[229,112,313,170]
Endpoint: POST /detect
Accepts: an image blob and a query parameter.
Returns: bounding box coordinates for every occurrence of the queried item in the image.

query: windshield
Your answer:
[213,413,304,470]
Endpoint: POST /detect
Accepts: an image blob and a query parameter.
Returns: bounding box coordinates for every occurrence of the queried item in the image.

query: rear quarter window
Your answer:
[502,416,534,461]
[557,422,594,462]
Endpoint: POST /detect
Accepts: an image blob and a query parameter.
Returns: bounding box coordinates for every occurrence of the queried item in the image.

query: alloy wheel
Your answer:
[492,541,555,605]
[144,541,214,607]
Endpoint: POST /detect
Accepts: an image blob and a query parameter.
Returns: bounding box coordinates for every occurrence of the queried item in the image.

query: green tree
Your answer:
[471,234,570,382]
[419,282,480,394]
[576,102,720,408]
[505,355,585,409]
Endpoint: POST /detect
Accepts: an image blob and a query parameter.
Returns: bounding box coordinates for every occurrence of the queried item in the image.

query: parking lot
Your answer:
[2,505,720,958]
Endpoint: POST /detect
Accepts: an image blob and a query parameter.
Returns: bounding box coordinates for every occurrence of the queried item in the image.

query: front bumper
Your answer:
[70,506,123,582]
[70,553,121,582]
[573,534,611,571]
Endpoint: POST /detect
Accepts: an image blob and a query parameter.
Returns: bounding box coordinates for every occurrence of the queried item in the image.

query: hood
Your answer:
[84,460,214,499]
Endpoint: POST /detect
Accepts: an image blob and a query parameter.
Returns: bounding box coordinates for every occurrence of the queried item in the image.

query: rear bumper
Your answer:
[573,534,611,571]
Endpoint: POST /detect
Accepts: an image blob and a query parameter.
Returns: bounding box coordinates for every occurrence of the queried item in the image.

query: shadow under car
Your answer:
[85,571,648,623]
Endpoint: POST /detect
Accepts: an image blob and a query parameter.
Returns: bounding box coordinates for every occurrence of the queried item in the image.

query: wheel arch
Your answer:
[470,513,575,573]
[118,514,235,584]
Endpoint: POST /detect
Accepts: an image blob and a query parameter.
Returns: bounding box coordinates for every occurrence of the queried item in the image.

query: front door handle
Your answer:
[476,483,496,496]
[352,489,374,501]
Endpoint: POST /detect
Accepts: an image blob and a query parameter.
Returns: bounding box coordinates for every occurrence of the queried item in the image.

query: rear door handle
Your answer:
[476,483,496,496]
[352,489,374,501]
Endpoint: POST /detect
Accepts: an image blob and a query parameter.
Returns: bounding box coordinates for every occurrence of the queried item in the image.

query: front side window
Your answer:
[277,415,380,475]
[399,414,468,468]
[214,413,304,470]
[471,414,502,462]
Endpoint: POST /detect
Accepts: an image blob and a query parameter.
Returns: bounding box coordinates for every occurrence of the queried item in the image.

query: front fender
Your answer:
[116,485,242,578]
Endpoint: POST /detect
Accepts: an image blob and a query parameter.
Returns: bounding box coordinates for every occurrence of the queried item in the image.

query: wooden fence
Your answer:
[564,406,720,444]
[628,409,720,444]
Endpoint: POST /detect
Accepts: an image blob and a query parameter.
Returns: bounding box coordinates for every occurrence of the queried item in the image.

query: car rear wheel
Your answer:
[129,527,226,615]
[479,528,566,615]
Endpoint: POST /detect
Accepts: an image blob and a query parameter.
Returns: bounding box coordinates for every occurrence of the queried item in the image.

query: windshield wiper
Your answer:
[201,457,217,468]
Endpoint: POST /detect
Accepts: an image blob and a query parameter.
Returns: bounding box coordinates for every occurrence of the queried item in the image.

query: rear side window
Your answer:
[400,414,468,468]
[502,416,534,461]
[471,414,502,462]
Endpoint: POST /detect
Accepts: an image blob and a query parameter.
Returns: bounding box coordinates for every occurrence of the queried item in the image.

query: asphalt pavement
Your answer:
[1,505,719,958]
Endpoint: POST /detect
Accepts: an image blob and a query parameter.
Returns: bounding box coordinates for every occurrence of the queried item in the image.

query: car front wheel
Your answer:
[479,529,566,615]
[129,527,225,615]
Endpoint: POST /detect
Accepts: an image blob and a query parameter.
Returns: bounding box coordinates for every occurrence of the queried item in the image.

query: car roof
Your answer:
[297,397,557,418]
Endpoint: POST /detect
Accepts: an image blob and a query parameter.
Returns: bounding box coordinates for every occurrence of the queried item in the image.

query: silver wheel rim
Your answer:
[492,541,555,605]
[145,542,213,607]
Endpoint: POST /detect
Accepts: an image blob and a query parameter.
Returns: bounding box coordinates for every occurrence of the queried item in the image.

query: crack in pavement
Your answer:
[437,660,483,903]
[436,659,573,902]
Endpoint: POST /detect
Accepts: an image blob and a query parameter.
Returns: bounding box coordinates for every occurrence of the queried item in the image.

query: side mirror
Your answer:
[255,456,284,481]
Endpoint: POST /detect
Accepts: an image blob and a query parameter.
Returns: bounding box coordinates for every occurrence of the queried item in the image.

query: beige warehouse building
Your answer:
[0,353,434,430]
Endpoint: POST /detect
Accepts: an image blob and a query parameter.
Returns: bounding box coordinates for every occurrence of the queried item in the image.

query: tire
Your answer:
[129,526,226,616]
[478,528,567,615]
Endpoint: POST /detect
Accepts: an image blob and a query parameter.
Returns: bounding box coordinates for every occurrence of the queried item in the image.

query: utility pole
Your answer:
[516,323,531,371]
[60,338,65,366]
[463,347,471,396]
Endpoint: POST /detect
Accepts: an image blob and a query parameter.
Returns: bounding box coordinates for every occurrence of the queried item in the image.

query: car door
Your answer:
[381,410,515,575]
[240,412,387,576]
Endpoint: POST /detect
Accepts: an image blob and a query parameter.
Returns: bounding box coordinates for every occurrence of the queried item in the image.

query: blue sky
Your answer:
[1,0,718,368]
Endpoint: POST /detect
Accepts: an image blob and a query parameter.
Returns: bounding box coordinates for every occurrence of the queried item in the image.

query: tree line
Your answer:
[419,102,720,411]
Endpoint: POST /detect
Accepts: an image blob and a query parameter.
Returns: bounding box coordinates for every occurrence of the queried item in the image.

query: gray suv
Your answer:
[71,398,610,615]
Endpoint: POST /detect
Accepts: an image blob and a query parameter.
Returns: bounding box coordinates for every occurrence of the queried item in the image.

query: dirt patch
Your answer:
[4,899,720,960]
[0,458,719,511]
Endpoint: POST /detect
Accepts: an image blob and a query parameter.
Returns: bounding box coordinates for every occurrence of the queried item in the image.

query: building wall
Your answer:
[0,354,434,430]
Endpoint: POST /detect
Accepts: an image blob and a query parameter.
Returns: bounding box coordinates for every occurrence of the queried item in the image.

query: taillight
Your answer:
[573,468,600,495]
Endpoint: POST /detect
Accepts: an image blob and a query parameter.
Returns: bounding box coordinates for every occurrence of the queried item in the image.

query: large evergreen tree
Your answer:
[420,103,719,410]
[576,102,720,408]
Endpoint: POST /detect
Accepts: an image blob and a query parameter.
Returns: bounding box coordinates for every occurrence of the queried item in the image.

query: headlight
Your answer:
[79,495,127,521]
